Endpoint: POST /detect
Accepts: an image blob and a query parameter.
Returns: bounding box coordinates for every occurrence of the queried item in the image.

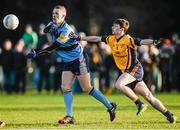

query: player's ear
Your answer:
[121,28,125,32]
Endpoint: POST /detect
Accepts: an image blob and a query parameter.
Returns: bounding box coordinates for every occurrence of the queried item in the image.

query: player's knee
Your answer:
[115,81,124,91]
[61,85,71,92]
[144,93,153,102]
[82,85,92,93]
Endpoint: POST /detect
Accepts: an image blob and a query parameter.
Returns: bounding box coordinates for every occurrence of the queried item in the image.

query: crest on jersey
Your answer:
[58,34,68,43]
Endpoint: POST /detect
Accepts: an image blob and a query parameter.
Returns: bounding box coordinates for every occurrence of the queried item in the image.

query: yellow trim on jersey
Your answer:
[127,48,131,69]
[57,34,68,43]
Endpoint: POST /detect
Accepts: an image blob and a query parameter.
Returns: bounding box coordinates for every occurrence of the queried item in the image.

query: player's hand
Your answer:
[69,32,81,41]
[26,49,37,59]
[153,38,163,46]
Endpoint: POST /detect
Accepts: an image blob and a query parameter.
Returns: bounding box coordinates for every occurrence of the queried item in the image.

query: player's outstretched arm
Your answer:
[69,33,102,43]
[140,38,162,46]
[27,41,59,59]
[36,41,60,57]
[81,36,102,42]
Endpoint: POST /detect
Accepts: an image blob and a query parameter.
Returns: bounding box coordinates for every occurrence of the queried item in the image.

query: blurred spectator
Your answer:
[171,32,180,91]
[36,24,51,51]
[99,42,114,94]
[174,43,180,92]
[35,44,52,93]
[0,48,2,93]
[13,39,27,94]
[171,32,180,48]
[149,45,161,92]
[33,23,51,93]
[172,33,180,92]
[89,44,102,90]
[159,39,175,92]
[22,24,38,87]
[22,24,38,51]
[0,39,14,94]
[51,52,64,93]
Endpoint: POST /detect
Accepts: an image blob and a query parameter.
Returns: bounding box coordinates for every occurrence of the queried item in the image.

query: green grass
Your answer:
[0,92,180,129]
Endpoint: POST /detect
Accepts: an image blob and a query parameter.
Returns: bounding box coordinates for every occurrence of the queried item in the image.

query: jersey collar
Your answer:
[58,21,66,28]
[116,34,125,42]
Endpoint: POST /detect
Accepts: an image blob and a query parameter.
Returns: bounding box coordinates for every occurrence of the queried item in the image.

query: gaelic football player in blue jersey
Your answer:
[27,5,116,124]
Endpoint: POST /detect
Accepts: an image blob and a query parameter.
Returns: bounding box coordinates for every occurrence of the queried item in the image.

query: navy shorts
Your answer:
[63,51,90,75]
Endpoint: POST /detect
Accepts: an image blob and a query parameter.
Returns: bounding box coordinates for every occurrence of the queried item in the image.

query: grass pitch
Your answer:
[0,91,180,129]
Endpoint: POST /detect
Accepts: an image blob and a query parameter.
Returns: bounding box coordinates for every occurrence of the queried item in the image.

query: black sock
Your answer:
[163,110,172,118]
[134,99,143,106]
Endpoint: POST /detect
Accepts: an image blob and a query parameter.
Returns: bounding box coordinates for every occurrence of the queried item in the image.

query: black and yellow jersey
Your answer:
[102,34,141,72]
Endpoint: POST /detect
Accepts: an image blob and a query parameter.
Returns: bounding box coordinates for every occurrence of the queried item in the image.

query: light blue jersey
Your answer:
[51,21,83,62]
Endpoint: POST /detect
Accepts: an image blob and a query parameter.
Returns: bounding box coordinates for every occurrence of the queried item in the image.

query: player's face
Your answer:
[52,8,65,25]
[112,24,123,35]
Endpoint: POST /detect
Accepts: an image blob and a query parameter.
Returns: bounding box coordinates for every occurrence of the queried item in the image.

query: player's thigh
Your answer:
[61,71,75,90]
[133,81,152,97]
[116,72,136,87]
[77,73,92,92]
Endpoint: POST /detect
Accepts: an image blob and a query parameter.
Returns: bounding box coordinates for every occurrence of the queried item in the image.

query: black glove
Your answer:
[26,49,37,59]
[153,38,163,46]
[43,22,53,33]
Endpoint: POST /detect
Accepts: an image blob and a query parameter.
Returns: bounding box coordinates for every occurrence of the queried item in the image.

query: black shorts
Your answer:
[127,80,140,90]
[63,51,90,75]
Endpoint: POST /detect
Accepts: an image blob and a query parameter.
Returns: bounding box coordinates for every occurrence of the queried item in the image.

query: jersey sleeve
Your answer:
[101,35,110,44]
[133,37,142,46]
[128,36,142,48]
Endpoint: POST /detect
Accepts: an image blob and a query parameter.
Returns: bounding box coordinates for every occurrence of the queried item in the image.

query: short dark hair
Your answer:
[54,5,66,11]
[113,18,130,33]
[54,5,66,16]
